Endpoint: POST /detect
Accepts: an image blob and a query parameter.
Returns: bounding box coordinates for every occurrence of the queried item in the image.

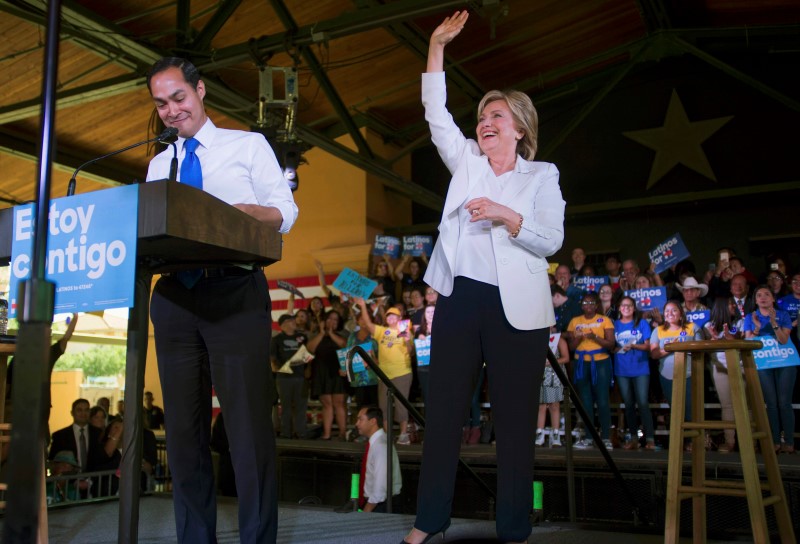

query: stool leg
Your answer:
[739,350,796,543]
[690,352,706,543]
[664,351,688,544]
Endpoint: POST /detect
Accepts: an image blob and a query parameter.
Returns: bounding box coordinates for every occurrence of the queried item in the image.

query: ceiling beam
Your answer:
[189,0,243,52]
[0,74,144,125]
[635,0,672,33]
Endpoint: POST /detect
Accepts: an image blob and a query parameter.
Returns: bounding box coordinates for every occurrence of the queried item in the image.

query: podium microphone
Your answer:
[67,126,179,196]
[168,139,178,182]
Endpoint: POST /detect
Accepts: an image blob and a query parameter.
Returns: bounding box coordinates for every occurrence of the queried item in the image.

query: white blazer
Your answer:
[421,72,565,330]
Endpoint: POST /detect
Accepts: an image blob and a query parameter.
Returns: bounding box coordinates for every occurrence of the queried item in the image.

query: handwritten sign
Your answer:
[9,185,138,317]
[625,286,667,312]
[685,310,710,329]
[751,335,800,370]
[415,337,431,366]
[574,276,609,293]
[277,279,304,298]
[402,235,433,257]
[332,268,378,300]
[648,233,690,274]
[372,235,401,258]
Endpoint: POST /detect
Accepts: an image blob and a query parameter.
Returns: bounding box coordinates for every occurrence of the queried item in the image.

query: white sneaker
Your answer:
[534,429,546,446]
[550,428,562,447]
[397,433,411,445]
[573,439,593,449]
[602,439,614,450]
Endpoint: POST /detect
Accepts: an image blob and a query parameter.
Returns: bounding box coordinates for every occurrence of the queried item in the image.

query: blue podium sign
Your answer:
[8,185,139,317]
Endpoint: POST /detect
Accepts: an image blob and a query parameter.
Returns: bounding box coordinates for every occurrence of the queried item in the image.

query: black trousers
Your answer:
[415,277,548,542]
[151,271,277,544]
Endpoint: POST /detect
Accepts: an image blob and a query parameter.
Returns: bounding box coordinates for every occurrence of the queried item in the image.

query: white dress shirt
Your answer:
[146,118,298,233]
[364,428,402,503]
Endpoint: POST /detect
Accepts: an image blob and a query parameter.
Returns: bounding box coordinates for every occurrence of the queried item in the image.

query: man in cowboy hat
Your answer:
[676,277,709,312]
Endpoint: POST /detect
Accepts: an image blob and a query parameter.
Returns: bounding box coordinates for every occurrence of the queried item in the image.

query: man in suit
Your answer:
[49,398,103,473]
[145,57,297,544]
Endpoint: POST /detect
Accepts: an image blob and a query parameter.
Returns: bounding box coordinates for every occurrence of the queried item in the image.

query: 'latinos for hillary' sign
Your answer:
[372,235,401,258]
[8,185,138,317]
[624,286,667,312]
[402,235,433,257]
[648,233,690,274]
[685,310,710,329]
[574,276,609,293]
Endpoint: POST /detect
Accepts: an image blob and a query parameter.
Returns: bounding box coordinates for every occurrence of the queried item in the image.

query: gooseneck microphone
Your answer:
[67,126,179,196]
[168,139,178,182]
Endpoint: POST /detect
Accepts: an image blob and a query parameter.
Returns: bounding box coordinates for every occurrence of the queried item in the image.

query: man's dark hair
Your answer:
[72,398,90,411]
[361,405,383,428]
[146,57,200,92]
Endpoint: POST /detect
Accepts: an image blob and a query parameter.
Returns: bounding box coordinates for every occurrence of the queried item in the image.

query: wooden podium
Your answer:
[1,180,283,543]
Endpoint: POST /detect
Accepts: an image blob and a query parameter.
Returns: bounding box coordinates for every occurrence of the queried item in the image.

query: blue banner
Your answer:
[372,235,401,258]
[8,185,138,317]
[332,268,378,300]
[415,337,431,366]
[402,235,433,257]
[751,335,800,370]
[648,232,690,274]
[624,286,667,312]
[685,310,710,329]
[574,276,609,293]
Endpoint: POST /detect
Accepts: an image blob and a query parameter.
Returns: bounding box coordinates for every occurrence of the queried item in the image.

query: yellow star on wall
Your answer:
[623,89,733,189]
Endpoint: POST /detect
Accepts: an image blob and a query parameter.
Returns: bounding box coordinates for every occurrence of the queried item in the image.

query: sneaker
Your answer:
[573,439,593,449]
[602,439,614,450]
[550,428,562,447]
[534,429,546,447]
[397,433,411,445]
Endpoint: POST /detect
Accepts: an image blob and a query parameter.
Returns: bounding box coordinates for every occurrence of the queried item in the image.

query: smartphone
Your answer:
[719,251,729,261]
[770,263,779,271]
[708,263,716,272]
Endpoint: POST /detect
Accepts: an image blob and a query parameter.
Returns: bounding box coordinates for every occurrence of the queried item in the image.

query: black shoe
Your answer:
[334,498,357,513]
[400,520,450,543]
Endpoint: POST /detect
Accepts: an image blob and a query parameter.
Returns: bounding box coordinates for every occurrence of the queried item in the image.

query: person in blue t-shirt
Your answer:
[744,285,795,454]
[614,296,655,450]
[777,273,800,351]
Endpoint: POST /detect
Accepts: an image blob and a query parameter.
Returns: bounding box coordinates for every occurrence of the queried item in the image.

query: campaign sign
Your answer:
[337,343,378,386]
[402,235,433,257]
[574,276,609,293]
[685,310,710,329]
[648,233,690,274]
[548,332,561,353]
[415,337,431,366]
[9,185,138,317]
[625,286,667,312]
[332,268,378,300]
[277,279,304,298]
[751,335,800,370]
[372,235,401,258]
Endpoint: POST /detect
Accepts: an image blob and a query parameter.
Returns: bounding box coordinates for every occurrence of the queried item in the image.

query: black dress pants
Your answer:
[415,277,548,542]
[151,271,277,544]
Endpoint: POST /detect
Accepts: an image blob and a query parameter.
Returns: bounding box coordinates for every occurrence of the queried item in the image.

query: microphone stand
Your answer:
[168,141,178,182]
[66,127,178,196]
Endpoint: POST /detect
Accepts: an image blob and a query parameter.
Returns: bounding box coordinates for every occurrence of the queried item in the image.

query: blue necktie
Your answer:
[181,137,203,189]
[176,137,204,288]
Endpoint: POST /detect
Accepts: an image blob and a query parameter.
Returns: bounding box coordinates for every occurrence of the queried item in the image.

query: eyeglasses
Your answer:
[581,301,597,305]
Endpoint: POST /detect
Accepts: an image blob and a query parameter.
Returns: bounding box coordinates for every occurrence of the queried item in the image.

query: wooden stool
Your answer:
[663,339,795,544]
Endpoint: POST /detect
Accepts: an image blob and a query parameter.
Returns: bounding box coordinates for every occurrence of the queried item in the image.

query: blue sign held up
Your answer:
[402,235,433,257]
[685,310,710,329]
[372,235,401,258]
[415,337,431,366]
[624,286,667,312]
[648,233,690,274]
[751,335,800,370]
[574,276,609,293]
[332,268,378,300]
[8,185,139,317]
[337,343,378,386]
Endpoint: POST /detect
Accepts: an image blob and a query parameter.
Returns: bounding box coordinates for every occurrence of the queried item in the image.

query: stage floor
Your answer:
[5,495,741,543]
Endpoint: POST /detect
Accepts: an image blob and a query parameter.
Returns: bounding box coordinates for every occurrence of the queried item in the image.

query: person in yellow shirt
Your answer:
[567,292,616,449]
[355,298,414,445]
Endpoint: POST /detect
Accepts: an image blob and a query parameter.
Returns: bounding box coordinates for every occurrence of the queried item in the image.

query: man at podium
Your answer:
[144,57,298,544]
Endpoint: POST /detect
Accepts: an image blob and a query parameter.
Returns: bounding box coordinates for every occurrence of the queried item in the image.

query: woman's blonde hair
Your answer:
[477,89,539,160]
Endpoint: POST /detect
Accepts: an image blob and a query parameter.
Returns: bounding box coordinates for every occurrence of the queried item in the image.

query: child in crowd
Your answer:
[535,327,569,447]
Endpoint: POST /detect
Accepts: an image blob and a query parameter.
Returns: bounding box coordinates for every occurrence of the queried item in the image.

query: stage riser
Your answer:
[275,452,799,540]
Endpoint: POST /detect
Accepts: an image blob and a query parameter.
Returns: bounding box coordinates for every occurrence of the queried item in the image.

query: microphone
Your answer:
[67,127,179,196]
[168,139,178,182]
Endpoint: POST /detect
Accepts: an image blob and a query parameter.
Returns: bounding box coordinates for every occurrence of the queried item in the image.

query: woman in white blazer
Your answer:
[403,11,565,544]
